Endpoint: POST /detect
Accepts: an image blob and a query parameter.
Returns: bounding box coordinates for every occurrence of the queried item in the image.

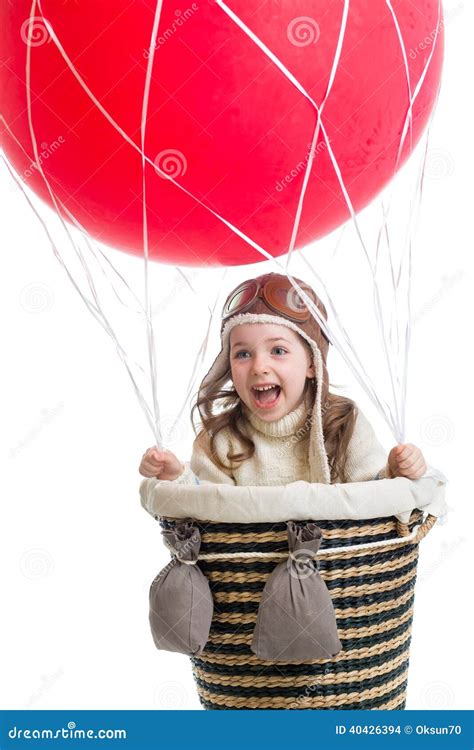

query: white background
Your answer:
[1,0,473,710]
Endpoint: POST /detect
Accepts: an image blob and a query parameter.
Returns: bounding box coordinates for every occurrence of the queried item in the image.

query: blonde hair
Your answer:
[191,357,357,483]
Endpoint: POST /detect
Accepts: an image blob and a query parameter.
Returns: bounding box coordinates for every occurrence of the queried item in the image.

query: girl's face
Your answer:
[229,323,315,421]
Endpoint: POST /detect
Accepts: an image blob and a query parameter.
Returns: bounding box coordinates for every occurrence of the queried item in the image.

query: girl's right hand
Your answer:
[139,447,185,481]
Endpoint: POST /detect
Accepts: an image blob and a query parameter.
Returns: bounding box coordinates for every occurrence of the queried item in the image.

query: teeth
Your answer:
[253,385,278,391]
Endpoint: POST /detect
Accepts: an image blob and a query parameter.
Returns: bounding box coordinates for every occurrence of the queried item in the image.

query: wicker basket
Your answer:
[159,509,436,710]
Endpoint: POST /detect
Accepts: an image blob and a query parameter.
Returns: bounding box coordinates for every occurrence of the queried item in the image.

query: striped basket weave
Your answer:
[159,510,435,710]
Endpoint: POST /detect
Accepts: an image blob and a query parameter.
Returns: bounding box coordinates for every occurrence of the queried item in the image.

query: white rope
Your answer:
[194,522,427,562]
[139,0,165,448]
[215,0,440,444]
[5,0,442,452]
[169,556,197,566]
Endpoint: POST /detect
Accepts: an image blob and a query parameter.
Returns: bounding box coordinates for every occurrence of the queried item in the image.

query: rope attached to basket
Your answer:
[166,514,437,563]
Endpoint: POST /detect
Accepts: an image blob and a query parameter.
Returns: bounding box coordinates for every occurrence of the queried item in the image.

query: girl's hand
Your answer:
[387,443,427,479]
[139,447,185,481]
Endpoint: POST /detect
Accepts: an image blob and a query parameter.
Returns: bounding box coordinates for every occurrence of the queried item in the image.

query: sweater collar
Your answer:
[243,390,312,438]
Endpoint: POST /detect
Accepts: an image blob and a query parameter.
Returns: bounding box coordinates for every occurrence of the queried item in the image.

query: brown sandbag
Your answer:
[149,519,213,656]
[251,521,342,662]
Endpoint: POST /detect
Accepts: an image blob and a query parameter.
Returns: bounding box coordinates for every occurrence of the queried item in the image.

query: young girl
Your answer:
[139,273,427,487]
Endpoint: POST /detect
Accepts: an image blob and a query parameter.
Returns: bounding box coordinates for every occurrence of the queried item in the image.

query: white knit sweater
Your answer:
[170,395,390,487]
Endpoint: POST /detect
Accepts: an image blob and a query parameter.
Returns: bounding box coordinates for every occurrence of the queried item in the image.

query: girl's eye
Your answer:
[234,347,287,359]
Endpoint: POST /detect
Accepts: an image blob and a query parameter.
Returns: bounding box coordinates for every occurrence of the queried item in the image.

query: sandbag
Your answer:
[251,521,342,662]
[149,520,213,656]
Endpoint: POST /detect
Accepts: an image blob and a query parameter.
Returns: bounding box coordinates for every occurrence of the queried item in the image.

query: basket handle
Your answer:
[414,513,437,542]
[396,512,437,543]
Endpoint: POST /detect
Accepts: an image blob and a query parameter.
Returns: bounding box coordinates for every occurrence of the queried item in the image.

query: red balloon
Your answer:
[0,1,443,266]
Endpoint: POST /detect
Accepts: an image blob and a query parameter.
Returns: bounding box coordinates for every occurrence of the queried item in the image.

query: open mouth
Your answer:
[251,384,281,409]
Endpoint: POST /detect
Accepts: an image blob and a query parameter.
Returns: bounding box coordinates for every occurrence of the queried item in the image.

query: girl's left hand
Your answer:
[388,443,427,479]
